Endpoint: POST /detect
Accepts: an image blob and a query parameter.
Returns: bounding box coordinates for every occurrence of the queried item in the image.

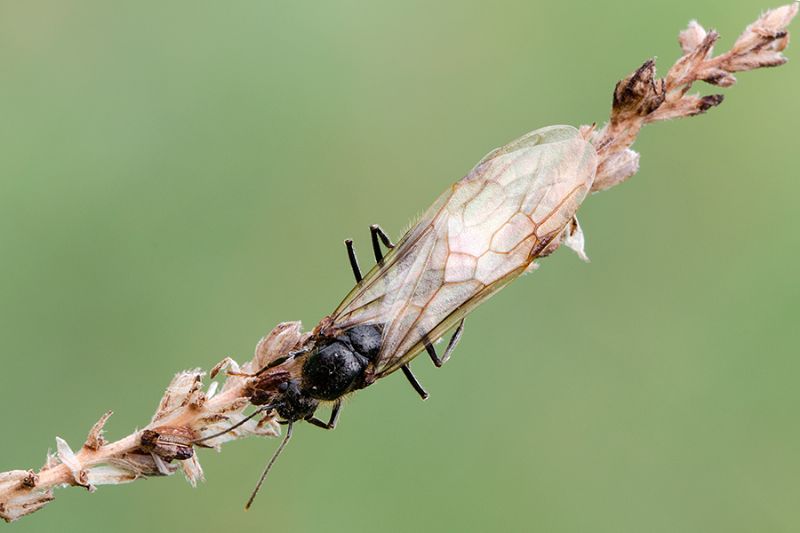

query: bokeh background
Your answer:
[1,1,798,532]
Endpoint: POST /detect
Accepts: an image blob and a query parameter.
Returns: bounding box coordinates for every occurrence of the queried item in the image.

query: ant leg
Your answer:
[370,224,395,264]
[401,364,429,400]
[425,319,466,368]
[344,239,363,283]
[369,225,429,401]
[305,400,342,430]
[440,318,466,364]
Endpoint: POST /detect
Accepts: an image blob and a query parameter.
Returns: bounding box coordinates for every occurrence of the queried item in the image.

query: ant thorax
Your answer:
[300,324,383,401]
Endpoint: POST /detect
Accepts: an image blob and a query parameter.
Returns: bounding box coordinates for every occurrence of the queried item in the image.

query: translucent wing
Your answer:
[321,125,597,380]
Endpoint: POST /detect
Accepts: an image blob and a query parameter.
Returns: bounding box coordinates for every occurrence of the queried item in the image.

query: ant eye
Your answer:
[278,381,289,392]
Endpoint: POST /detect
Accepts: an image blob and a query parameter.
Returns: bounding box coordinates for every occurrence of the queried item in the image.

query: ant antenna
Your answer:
[193,405,273,445]
[254,347,310,377]
[244,421,294,510]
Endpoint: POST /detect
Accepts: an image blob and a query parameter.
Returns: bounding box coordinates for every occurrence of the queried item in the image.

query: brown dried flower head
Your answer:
[589,2,797,193]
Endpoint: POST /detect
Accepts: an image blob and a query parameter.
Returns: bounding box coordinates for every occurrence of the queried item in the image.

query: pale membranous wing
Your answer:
[323,125,597,380]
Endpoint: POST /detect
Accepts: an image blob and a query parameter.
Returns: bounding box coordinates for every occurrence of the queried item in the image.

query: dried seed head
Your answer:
[667,31,719,89]
[731,3,798,56]
[646,93,724,122]
[109,453,175,477]
[20,471,38,489]
[699,68,737,87]
[562,217,589,262]
[55,438,83,487]
[611,60,666,121]
[84,411,113,451]
[181,455,205,488]
[152,369,206,423]
[251,321,309,372]
[592,149,640,193]
[679,20,709,54]
[0,484,54,523]
[587,3,796,193]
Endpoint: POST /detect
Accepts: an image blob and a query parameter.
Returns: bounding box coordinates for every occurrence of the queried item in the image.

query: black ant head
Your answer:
[271,379,319,422]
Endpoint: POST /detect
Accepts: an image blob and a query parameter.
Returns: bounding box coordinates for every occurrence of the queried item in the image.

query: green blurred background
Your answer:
[1,1,798,532]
